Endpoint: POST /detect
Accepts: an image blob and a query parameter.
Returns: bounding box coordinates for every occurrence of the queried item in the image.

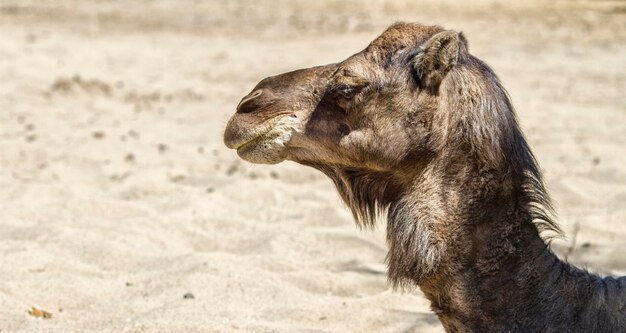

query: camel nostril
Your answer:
[237,103,256,114]
[237,89,264,114]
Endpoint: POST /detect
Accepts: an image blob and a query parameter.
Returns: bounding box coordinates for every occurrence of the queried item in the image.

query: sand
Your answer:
[0,1,624,332]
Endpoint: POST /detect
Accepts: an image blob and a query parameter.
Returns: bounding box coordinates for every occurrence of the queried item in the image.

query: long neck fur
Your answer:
[401,152,625,333]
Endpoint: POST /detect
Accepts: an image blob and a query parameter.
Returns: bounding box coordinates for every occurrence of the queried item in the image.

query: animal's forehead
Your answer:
[335,23,444,79]
[364,23,444,62]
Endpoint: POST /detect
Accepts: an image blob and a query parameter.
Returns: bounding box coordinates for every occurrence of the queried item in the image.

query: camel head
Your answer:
[224,22,541,240]
[225,23,465,173]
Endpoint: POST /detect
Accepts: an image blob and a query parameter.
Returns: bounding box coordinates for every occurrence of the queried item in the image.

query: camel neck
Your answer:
[383,150,626,332]
[417,206,625,333]
[387,154,626,332]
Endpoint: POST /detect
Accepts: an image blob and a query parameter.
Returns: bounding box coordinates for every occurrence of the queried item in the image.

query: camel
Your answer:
[223,23,626,332]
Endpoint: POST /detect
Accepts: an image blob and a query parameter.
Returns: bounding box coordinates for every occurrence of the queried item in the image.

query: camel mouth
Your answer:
[236,128,294,164]
[227,130,270,150]
[234,137,260,150]
[223,117,274,150]
[224,115,299,164]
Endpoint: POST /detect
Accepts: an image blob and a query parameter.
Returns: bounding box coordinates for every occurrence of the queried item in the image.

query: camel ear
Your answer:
[412,30,460,89]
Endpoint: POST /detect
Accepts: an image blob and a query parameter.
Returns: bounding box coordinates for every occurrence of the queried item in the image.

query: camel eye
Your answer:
[333,84,358,100]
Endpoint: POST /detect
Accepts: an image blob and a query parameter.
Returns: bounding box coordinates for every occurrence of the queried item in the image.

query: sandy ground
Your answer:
[0,1,624,332]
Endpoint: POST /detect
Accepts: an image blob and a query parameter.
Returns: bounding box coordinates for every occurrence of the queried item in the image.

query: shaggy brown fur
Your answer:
[224,23,626,333]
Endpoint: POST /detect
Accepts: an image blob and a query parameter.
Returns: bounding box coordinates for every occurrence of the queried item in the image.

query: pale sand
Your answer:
[0,1,624,332]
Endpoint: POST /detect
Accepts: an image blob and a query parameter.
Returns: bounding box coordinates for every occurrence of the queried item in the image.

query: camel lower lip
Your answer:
[225,120,276,150]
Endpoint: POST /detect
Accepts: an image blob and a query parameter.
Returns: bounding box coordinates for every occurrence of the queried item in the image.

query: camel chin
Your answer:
[236,136,286,164]
[234,119,298,164]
